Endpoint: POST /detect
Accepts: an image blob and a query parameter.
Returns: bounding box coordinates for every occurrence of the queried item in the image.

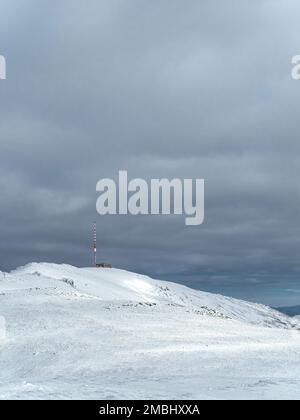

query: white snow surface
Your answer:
[0,263,300,400]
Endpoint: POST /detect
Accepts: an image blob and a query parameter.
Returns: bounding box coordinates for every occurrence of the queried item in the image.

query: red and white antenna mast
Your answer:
[93,222,97,267]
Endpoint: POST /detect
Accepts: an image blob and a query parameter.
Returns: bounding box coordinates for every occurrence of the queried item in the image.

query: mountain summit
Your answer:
[0,263,300,399]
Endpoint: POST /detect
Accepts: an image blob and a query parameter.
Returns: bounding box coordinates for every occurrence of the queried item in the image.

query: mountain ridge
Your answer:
[1,263,300,399]
[3,262,299,330]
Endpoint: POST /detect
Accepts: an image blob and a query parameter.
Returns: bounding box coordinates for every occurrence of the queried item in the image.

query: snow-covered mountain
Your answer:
[0,263,300,400]
[6,263,299,329]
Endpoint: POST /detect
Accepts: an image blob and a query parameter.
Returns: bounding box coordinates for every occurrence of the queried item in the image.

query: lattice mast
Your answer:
[93,222,97,267]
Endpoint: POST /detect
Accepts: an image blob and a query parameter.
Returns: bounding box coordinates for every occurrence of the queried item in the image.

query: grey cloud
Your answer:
[1,0,300,306]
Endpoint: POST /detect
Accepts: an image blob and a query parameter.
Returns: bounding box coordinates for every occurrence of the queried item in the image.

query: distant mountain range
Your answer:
[276,305,300,317]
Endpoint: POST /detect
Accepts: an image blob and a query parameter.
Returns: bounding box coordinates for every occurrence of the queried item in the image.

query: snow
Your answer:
[0,263,300,400]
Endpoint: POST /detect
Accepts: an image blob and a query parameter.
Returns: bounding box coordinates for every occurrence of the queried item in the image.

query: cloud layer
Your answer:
[1,0,300,305]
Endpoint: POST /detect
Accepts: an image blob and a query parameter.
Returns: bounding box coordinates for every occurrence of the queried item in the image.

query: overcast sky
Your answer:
[1,0,300,306]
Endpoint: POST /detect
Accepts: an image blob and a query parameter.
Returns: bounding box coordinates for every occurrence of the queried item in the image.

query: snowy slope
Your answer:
[7,263,298,329]
[0,263,300,400]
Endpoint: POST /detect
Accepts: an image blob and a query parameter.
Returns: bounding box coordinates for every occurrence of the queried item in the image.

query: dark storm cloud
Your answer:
[1,0,300,306]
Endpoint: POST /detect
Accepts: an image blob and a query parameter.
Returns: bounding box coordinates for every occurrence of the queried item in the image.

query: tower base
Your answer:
[95,263,112,268]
